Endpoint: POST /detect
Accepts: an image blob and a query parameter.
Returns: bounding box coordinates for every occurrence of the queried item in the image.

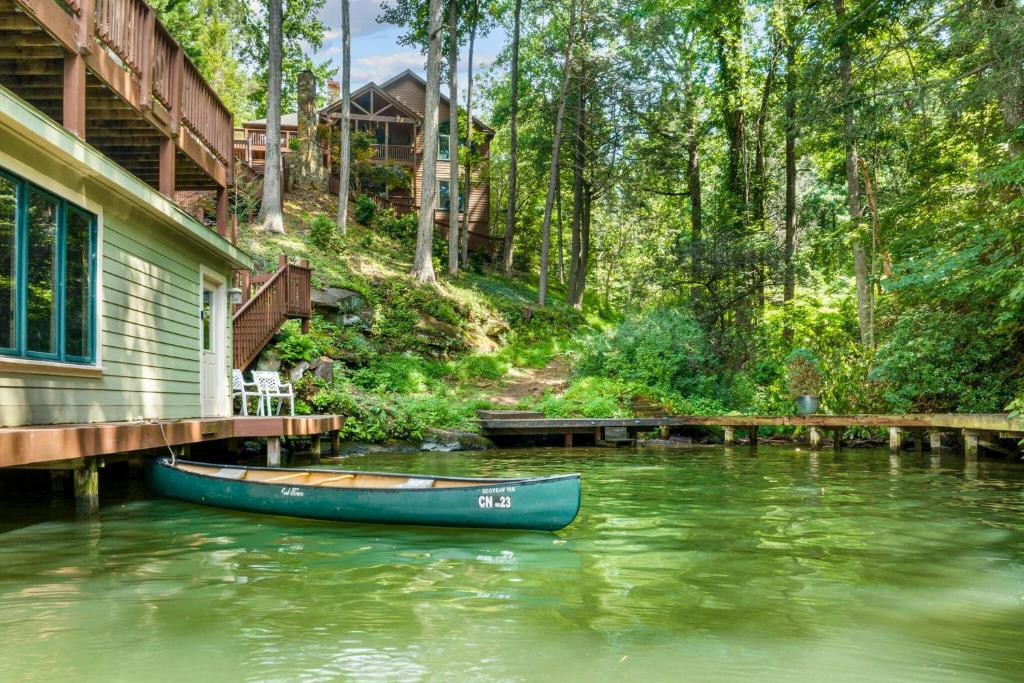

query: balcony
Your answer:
[0,0,235,237]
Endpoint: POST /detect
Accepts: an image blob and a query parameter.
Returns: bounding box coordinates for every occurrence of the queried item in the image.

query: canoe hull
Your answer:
[146,460,581,531]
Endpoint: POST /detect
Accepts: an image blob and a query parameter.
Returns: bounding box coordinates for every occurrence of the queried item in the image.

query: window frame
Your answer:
[437,180,465,213]
[438,132,451,161]
[0,165,98,366]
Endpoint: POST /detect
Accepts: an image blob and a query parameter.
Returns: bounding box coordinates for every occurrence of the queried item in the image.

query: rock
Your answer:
[256,348,281,372]
[311,287,366,314]
[341,314,362,326]
[415,314,464,349]
[420,428,494,452]
[289,360,310,383]
[314,357,334,382]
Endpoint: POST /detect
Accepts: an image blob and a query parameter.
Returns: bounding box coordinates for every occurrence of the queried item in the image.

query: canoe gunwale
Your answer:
[157,458,581,493]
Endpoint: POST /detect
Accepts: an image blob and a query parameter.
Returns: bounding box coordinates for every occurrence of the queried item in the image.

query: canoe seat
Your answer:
[216,468,247,480]
[396,478,434,489]
[262,472,310,483]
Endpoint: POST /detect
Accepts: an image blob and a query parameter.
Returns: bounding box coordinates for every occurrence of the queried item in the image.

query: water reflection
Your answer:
[0,446,1023,682]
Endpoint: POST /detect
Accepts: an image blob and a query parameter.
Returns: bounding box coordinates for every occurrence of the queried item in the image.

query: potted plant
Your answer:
[786,348,822,415]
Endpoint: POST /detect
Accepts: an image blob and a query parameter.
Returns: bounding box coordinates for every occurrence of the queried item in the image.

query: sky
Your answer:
[313,0,507,101]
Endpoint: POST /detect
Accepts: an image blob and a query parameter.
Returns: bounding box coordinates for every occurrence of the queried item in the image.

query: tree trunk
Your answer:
[538,0,576,306]
[782,38,798,343]
[686,82,702,304]
[335,0,351,234]
[571,180,591,310]
[568,89,584,305]
[258,0,284,233]
[447,0,459,276]
[715,0,746,229]
[500,0,522,273]
[835,0,871,345]
[460,0,478,266]
[556,174,565,283]
[412,0,444,284]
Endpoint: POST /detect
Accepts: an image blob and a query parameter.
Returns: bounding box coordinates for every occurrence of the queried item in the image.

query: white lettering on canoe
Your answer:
[481,486,516,495]
[281,487,304,497]
[478,495,512,509]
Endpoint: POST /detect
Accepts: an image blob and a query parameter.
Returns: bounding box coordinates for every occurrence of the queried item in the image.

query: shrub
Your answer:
[273,322,316,364]
[354,194,376,225]
[573,308,718,398]
[348,353,445,394]
[785,348,822,397]
[307,213,335,249]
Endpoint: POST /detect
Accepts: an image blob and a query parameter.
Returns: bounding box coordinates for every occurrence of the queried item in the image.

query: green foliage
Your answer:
[307,213,335,249]
[573,309,718,398]
[272,320,316,364]
[871,309,1019,413]
[349,353,445,394]
[375,211,417,242]
[785,348,822,397]
[354,195,376,226]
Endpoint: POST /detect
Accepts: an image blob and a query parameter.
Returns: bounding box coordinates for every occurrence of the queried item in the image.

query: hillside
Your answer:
[237,190,614,443]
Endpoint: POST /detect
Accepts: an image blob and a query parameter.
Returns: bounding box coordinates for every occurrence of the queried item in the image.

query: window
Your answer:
[0,167,97,365]
[438,132,451,161]
[437,180,465,213]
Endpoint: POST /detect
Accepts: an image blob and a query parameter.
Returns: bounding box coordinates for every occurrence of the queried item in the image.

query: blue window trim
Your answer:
[0,165,97,366]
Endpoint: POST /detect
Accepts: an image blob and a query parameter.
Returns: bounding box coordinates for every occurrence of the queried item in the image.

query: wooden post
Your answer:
[659,424,669,439]
[159,137,175,198]
[330,431,341,457]
[723,426,735,445]
[216,185,229,237]
[63,53,86,137]
[963,431,979,460]
[564,432,573,448]
[267,437,281,467]
[50,470,68,494]
[832,429,843,450]
[809,426,821,449]
[310,435,322,464]
[928,431,943,452]
[888,427,902,453]
[912,429,924,453]
[73,458,99,516]
[138,8,155,110]
[747,426,758,449]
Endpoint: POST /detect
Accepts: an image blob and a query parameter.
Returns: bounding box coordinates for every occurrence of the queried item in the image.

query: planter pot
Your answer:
[795,395,820,415]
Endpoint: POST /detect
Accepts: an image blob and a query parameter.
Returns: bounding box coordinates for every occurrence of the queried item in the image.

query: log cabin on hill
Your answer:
[0,0,337,508]
[237,70,497,253]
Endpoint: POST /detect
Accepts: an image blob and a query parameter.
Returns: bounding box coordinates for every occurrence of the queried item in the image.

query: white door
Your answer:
[200,277,225,417]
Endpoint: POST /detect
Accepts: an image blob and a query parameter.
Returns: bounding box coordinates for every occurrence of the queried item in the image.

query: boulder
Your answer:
[341,314,362,327]
[420,428,494,452]
[288,360,310,383]
[312,287,367,314]
[415,314,464,349]
[256,348,281,373]
[314,357,334,382]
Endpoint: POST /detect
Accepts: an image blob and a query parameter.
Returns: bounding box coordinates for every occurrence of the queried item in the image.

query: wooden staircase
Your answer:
[232,255,313,369]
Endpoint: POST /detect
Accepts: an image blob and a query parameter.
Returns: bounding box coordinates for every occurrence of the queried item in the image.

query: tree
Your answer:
[538,0,576,306]
[447,0,460,276]
[336,0,351,234]
[460,0,480,267]
[258,0,284,233]
[500,0,523,274]
[412,0,445,283]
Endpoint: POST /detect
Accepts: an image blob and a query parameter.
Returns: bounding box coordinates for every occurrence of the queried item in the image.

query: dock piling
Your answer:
[50,470,68,494]
[747,426,758,448]
[809,427,821,449]
[963,431,980,460]
[928,431,944,452]
[888,427,902,453]
[330,430,341,457]
[832,429,843,450]
[267,437,282,467]
[73,458,99,516]
[310,435,322,464]
[723,427,735,445]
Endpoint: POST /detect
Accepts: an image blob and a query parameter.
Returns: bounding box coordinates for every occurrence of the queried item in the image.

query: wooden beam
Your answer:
[809,426,821,449]
[216,184,228,237]
[267,436,281,467]
[723,426,734,445]
[888,426,901,453]
[12,0,77,52]
[138,7,155,110]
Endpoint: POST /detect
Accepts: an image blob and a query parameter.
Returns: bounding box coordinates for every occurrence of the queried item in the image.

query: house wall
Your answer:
[0,113,236,427]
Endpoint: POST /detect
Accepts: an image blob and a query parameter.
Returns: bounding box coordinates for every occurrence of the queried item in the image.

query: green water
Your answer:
[1,446,1023,682]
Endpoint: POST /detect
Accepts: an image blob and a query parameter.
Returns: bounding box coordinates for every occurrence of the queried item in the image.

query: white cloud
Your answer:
[317,0,395,39]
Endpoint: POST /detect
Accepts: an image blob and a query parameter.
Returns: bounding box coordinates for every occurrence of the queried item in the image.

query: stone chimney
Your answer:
[327,80,340,104]
[295,70,327,190]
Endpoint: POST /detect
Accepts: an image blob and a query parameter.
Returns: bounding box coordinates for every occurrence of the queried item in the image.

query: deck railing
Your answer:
[63,0,233,166]
[232,255,312,369]
[370,144,415,162]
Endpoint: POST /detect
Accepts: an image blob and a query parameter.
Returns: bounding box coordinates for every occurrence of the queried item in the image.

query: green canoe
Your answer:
[146,458,581,531]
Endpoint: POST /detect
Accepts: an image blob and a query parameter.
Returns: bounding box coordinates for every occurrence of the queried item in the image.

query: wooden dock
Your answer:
[477,412,1024,455]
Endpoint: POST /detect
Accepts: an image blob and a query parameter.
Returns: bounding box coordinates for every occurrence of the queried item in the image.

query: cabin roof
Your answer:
[320,82,422,122]
[245,112,299,128]
[380,70,495,135]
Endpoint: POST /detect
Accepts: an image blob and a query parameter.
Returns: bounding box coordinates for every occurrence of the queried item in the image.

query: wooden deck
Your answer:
[0,415,345,468]
[478,412,1024,454]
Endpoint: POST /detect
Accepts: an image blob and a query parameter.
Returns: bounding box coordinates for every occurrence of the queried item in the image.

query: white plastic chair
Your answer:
[252,370,295,416]
[232,369,262,416]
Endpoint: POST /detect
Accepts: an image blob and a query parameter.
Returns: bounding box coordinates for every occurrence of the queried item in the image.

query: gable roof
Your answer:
[320,82,421,122]
[380,70,495,135]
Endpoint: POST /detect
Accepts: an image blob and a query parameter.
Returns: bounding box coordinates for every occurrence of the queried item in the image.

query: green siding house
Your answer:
[0,86,251,428]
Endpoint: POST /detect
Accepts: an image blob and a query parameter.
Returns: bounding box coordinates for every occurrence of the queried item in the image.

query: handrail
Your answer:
[232,256,312,369]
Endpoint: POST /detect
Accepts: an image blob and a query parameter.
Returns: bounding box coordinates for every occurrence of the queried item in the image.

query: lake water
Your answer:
[1,446,1023,682]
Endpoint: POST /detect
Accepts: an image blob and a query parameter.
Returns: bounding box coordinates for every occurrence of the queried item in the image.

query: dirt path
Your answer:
[483,356,570,407]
